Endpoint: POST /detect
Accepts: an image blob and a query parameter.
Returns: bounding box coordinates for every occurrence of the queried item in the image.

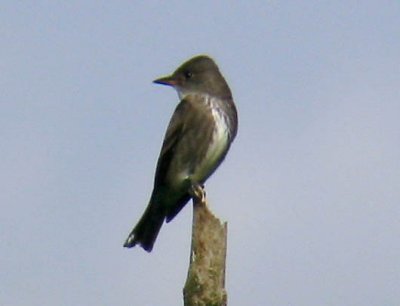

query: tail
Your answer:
[123,201,165,252]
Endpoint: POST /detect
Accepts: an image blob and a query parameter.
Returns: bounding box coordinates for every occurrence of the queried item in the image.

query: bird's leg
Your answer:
[190,183,206,205]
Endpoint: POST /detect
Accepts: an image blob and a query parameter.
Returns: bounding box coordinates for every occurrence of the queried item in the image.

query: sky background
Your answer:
[1,1,399,305]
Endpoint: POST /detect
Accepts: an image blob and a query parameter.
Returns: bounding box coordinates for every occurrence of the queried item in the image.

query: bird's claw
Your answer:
[190,183,206,204]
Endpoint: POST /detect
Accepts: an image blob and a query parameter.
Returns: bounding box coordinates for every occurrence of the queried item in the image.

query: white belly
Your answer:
[192,108,229,182]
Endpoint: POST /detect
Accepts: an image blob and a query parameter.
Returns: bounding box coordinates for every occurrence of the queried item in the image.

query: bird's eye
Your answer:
[184,71,193,79]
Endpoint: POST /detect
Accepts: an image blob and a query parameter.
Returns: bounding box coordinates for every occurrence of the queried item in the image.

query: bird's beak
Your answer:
[153,75,178,87]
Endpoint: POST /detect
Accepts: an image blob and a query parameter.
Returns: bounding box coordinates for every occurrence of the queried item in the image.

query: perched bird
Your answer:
[124,55,238,252]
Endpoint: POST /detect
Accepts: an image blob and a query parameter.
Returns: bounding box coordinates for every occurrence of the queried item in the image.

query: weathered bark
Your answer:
[183,193,228,306]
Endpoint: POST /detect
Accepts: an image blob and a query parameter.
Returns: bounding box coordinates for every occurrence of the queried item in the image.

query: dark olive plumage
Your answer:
[124,55,238,252]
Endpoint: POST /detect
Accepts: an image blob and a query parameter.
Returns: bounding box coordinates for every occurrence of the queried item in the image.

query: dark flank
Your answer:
[124,55,238,252]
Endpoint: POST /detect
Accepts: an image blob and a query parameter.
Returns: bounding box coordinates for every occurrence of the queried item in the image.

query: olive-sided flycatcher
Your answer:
[124,55,238,252]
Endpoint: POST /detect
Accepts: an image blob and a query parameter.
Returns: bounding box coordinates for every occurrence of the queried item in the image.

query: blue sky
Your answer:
[1,1,399,305]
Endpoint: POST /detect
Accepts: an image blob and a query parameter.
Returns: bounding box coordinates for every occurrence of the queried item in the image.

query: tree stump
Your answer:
[183,192,228,306]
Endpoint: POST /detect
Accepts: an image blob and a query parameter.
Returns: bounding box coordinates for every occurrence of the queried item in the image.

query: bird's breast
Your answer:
[165,95,232,189]
[191,98,230,183]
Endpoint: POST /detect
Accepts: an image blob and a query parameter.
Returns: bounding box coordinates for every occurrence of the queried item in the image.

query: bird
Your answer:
[124,55,238,252]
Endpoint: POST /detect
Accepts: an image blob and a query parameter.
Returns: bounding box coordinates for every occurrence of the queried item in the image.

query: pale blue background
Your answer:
[1,1,399,305]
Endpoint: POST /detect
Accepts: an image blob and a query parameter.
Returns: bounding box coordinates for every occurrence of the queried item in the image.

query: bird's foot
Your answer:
[190,183,206,205]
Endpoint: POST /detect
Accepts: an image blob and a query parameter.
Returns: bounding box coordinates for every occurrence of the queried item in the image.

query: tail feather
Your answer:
[165,193,191,222]
[124,202,165,252]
